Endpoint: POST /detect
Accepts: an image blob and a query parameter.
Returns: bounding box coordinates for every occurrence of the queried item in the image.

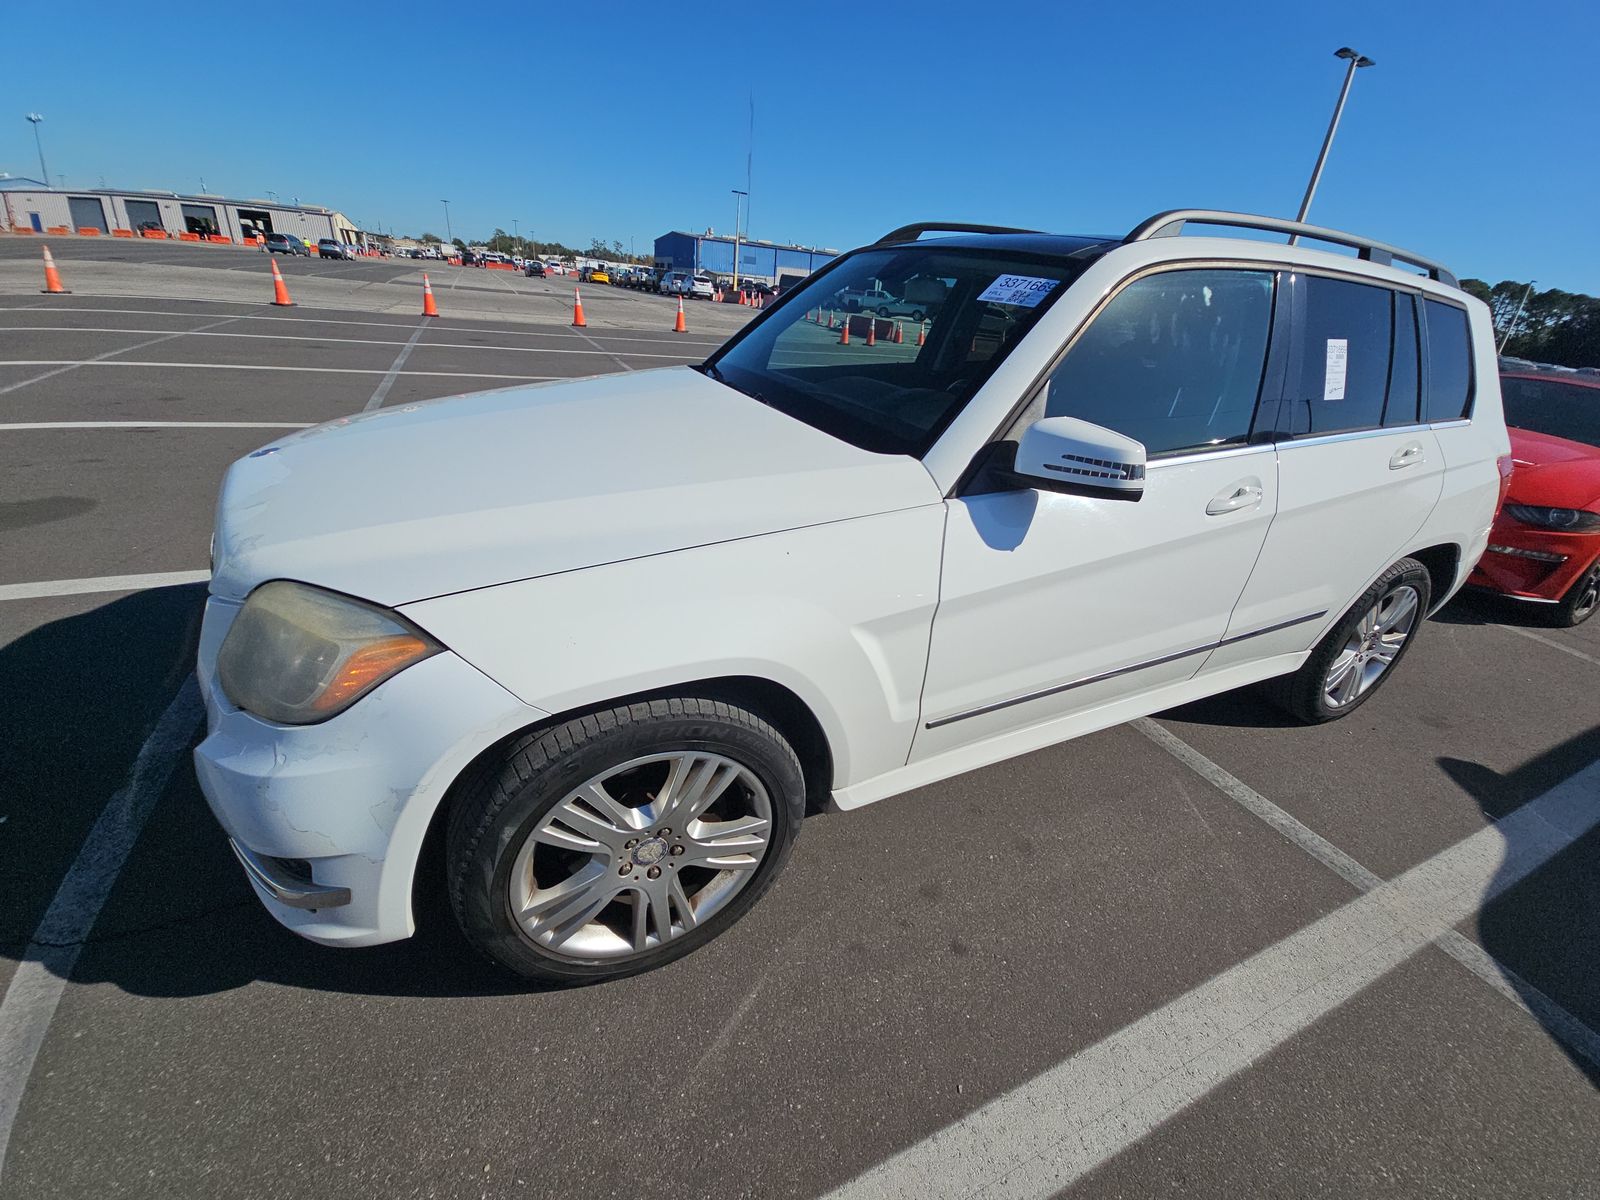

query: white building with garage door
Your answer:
[0,177,363,247]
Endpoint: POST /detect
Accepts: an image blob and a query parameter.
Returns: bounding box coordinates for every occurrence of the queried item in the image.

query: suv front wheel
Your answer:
[446,697,805,984]
[1272,557,1432,724]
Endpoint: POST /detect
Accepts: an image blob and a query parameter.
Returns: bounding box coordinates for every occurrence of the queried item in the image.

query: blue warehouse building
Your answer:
[653,231,839,284]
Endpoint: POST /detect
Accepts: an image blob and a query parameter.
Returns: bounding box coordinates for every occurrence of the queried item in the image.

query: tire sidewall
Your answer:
[455,707,804,984]
[1302,562,1433,722]
[1554,558,1600,627]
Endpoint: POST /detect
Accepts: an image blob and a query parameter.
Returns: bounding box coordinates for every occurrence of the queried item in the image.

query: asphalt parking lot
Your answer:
[0,237,1597,1199]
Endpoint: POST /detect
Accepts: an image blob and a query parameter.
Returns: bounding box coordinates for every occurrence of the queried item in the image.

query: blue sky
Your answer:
[7,0,1596,289]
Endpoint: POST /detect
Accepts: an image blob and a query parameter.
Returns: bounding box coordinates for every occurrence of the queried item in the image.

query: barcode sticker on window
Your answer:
[1324,339,1348,401]
[977,275,1059,308]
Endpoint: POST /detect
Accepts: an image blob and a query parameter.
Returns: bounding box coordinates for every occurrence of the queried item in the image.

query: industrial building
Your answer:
[653,231,838,284]
[0,177,373,248]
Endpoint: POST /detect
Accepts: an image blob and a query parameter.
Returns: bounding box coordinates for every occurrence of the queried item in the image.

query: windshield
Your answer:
[1501,375,1600,448]
[706,247,1091,456]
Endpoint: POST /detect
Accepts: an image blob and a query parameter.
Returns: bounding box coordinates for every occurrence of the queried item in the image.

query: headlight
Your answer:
[217,581,439,724]
[1504,504,1600,532]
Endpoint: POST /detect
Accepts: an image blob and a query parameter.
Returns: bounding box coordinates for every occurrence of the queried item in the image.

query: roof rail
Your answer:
[875,221,1043,246]
[1125,209,1459,288]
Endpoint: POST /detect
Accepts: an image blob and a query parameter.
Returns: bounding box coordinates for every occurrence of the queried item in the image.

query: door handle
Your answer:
[1389,442,1425,470]
[1206,482,1264,515]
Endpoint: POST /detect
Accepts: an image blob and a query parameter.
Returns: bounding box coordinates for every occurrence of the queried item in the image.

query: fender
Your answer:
[399,504,948,790]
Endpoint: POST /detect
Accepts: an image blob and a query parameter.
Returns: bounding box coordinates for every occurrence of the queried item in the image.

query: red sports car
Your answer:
[1469,370,1600,625]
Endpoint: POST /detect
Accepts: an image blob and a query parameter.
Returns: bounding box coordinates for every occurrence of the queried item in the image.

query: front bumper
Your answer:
[1466,519,1600,602]
[192,596,545,946]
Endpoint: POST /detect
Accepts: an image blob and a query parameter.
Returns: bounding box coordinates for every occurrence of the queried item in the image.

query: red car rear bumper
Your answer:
[1468,516,1600,602]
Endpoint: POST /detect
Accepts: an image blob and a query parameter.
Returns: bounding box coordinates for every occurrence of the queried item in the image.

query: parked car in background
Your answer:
[659,270,692,296]
[1468,368,1600,625]
[265,233,309,256]
[316,239,353,260]
[197,210,1505,985]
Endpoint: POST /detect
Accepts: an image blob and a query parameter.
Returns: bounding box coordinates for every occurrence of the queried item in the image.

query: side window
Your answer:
[1286,275,1392,435]
[1383,292,1420,426]
[1043,269,1275,457]
[1423,299,1474,421]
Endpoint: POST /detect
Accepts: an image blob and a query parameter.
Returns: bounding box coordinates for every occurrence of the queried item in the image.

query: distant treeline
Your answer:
[1461,279,1599,368]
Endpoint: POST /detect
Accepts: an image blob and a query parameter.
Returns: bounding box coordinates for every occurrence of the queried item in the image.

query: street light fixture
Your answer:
[441,199,453,247]
[25,113,49,188]
[1292,47,1374,236]
[731,188,748,291]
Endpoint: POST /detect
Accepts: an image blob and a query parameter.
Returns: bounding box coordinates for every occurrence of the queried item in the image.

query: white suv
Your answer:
[196,211,1508,984]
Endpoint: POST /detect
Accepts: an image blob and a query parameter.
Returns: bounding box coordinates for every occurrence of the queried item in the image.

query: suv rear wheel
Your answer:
[446,697,805,985]
[1272,557,1432,724]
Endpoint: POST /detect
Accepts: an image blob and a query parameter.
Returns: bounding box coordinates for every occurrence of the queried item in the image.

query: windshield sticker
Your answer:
[1323,338,1348,401]
[977,275,1059,308]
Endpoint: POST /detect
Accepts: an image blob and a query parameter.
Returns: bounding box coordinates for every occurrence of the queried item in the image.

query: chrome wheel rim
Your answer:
[1573,564,1600,621]
[1324,583,1421,709]
[509,752,772,961]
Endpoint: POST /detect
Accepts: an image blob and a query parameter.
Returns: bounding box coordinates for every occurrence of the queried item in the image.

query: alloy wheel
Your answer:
[508,752,773,960]
[1323,583,1421,708]
[1572,562,1600,622]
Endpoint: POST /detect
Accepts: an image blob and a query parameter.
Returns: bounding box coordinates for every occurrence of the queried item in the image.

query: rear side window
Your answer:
[1286,275,1392,436]
[1043,268,1275,457]
[1424,300,1473,421]
[1384,293,1421,426]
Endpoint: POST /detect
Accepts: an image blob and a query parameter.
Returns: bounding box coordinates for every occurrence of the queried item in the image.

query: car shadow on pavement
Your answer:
[1440,724,1600,1090]
[1432,587,1549,627]
[0,584,555,1000]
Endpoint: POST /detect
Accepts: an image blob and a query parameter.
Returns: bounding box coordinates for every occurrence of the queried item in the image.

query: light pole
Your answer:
[513,218,519,251]
[441,199,453,247]
[25,113,48,187]
[731,188,747,291]
[1292,47,1374,235]
[1499,280,1537,354]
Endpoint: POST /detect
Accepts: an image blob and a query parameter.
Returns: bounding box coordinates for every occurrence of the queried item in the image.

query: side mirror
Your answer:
[1013,416,1146,499]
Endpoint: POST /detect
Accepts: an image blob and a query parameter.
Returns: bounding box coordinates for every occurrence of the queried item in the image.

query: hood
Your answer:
[1506,427,1600,511]
[210,367,940,606]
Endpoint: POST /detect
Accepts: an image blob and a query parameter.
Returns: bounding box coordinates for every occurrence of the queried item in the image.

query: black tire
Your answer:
[1550,558,1600,627]
[910,310,924,323]
[446,697,805,985]
[1271,557,1432,724]
[875,306,890,317]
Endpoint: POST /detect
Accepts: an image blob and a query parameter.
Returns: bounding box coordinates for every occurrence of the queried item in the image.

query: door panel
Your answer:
[1205,430,1443,672]
[912,445,1278,759]
[1200,270,1446,674]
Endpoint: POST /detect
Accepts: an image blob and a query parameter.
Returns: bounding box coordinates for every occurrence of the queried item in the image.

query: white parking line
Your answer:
[365,319,430,411]
[824,754,1600,1200]
[0,570,210,602]
[0,315,247,397]
[0,307,727,347]
[1492,622,1600,668]
[1134,719,1600,1069]
[0,326,707,360]
[0,421,311,432]
[0,676,203,1185]
[0,361,556,381]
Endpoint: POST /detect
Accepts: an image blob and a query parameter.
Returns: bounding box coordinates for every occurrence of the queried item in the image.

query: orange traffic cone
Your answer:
[572,287,587,327]
[892,320,903,344]
[916,321,927,346]
[40,245,70,294]
[866,319,876,347]
[838,315,850,345]
[421,273,440,317]
[269,257,294,306]
[673,296,687,333]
